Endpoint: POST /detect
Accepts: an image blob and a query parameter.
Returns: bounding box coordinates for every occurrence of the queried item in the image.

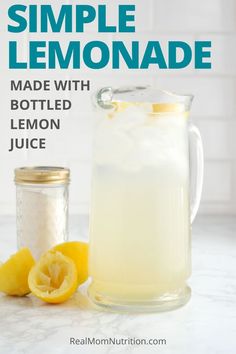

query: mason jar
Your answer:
[15,167,70,259]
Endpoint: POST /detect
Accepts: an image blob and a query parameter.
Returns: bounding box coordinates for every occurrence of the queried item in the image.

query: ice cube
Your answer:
[94,128,134,167]
[113,106,148,132]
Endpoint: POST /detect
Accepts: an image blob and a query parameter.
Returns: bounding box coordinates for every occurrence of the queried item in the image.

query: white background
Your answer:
[0,0,236,215]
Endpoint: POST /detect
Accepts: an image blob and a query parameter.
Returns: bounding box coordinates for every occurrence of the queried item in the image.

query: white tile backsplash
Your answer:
[196,121,235,160]
[152,0,236,33]
[202,161,232,202]
[196,34,236,75]
[0,0,236,215]
[69,160,92,207]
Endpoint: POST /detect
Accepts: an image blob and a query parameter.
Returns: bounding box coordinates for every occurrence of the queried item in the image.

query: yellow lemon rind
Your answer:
[52,241,89,286]
[28,251,78,304]
[0,247,35,296]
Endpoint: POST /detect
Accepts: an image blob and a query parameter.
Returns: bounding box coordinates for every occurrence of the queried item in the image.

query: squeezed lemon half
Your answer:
[28,251,78,304]
[0,248,35,296]
[52,241,88,286]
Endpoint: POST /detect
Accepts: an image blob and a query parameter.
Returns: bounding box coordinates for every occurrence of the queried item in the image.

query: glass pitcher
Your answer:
[88,86,204,312]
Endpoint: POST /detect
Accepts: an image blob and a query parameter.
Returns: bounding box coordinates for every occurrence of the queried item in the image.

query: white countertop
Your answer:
[0,215,236,354]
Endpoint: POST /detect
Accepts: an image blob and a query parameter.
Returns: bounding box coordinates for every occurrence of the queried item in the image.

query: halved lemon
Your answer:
[0,248,35,296]
[28,251,78,304]
[52,241,88,286]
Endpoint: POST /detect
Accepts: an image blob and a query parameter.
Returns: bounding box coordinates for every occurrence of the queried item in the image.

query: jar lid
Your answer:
[14,166,70,185]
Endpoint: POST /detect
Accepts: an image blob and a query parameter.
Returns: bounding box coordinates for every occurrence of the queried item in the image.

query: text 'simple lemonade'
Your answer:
[88,87,204,312]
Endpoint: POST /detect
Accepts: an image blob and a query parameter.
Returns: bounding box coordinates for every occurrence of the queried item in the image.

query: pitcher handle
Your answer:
[189,124,204,223]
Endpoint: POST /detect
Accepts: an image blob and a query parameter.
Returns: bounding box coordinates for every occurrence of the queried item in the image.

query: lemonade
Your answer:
[88,102,192,310]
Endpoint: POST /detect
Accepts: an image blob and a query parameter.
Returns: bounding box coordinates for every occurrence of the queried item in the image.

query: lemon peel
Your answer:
[52,241,88,286]
[0,248,35,296]
[28,251,78,304]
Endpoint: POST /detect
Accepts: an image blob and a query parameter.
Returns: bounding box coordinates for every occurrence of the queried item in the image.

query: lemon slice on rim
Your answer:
[0,248,35,296]
[28,251,78,304]
[152,103,185,113]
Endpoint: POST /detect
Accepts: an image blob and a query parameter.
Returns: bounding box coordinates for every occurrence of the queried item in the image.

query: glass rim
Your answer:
[94,85,194,111]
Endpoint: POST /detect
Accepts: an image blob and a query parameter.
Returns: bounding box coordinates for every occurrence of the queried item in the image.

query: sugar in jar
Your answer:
[15,167,70,259]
